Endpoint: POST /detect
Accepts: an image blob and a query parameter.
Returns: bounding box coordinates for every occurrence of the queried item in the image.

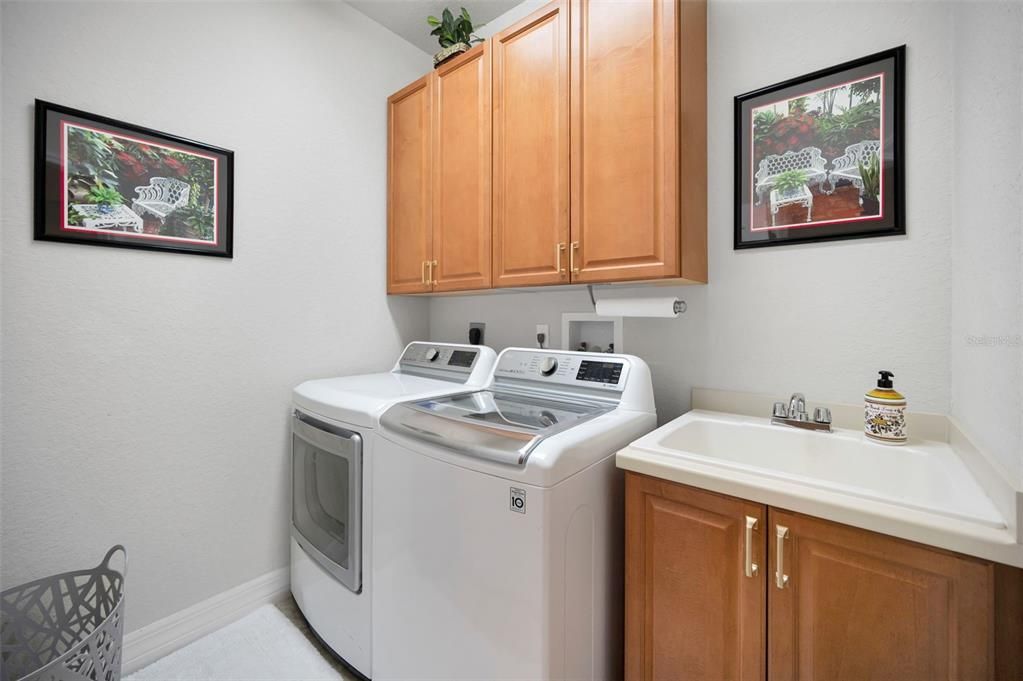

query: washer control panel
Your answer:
[494,350,629,392]
[399,343,479,374]
[575,359,624,385]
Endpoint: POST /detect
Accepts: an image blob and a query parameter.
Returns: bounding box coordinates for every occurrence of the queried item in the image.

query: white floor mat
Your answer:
[126,605,347,681]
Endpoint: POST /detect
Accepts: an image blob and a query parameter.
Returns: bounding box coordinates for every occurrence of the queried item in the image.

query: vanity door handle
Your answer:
[775,524,790,589]
[744,515,759,578]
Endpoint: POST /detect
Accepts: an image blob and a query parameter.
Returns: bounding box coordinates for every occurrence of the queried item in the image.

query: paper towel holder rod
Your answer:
[586,285,687,316]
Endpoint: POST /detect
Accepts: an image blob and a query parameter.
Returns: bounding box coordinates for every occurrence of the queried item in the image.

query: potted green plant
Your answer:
[88,180,124,215]
[772,169,808,197]
[858,153,880,215]
[427,7,483,68]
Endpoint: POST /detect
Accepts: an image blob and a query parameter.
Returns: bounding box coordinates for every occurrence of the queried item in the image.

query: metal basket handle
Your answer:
[99,544,127,579]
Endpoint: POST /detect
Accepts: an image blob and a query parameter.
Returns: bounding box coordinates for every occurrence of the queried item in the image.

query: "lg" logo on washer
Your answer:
[509,487,526,514]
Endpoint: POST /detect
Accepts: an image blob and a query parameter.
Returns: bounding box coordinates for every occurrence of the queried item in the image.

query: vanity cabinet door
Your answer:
[491,0,570,288]
[625,472,766,681]
[767,509,994,681]
[387,75,433,294]
[431,44,492,292]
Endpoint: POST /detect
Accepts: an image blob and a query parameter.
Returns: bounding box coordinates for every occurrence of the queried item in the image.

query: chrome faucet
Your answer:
[787,393,806,420]
[772,393,832,432]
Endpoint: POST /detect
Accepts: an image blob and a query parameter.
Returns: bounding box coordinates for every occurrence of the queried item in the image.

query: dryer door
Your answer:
[292,412,363,593]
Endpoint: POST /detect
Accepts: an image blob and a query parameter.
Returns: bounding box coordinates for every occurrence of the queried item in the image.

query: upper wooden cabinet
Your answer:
[625,472,1023,681]
[386,0,708,294]
[387,48,491,294]
[432,46,492,292]
[492,1,571,288]
[570,0,705,283]
[570,0,706,284]
[387,75,432,294]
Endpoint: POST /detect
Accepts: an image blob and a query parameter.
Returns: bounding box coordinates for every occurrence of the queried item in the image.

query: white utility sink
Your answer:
[617,408,1023,571]
[645,412,1005,529]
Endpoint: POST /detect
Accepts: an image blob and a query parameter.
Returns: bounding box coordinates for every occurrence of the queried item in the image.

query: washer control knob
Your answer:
[424,348,440,362]
[539,357,559,376]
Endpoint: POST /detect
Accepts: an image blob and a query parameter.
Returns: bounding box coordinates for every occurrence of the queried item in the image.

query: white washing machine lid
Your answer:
[378,407,657,487]
[379,388,614,466]
[294,373,475,428]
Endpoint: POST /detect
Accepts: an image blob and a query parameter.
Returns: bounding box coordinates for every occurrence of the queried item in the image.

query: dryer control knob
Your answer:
[539,357,559,376]
[424,348,440,362]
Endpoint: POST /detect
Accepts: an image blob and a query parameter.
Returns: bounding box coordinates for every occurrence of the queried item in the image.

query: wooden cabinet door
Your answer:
[387,75,433,294]
[491,0,570,287]
[767,509,994,681]
[431,45,491,292]
[570,0,683,283]
[625,473,766,681]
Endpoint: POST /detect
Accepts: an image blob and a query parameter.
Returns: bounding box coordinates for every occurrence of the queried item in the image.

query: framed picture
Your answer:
[35,100,233,257]
[734,46,904,249]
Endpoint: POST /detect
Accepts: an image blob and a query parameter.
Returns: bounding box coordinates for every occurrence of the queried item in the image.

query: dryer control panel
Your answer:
[494,350,630,393]
[398,343,482,379]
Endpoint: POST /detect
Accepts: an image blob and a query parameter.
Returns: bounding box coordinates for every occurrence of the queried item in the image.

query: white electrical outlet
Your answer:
[535,324,550,348]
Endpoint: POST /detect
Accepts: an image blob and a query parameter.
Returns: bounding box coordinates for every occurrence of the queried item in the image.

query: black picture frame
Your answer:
[734,46,905,249]
[34,100,234,258]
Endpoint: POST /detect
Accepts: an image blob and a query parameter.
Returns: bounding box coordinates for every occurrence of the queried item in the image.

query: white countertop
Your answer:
[616,409,1023,569]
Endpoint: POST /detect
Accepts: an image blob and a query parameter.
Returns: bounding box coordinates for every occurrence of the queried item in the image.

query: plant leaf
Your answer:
[427,15,440,26]
[442,7,454,37]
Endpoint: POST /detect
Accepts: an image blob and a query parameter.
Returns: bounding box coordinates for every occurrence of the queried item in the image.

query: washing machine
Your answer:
[290,342,496,679]
[372,348,657,680]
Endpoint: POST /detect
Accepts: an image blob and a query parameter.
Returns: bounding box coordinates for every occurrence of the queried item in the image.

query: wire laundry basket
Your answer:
[1,545,126,681]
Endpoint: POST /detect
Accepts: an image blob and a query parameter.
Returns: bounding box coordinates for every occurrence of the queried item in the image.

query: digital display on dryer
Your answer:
[576,360,623,384]
[447,350,476,368]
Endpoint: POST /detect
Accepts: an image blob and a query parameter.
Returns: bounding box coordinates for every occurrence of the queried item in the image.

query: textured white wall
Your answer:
[0,1,430,631]
[949,2,1023,487]
[432,1,959,423]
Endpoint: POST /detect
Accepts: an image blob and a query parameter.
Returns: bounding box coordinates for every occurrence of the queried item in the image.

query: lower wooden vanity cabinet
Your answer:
[625,474,765,681]
[624,471,1023,681]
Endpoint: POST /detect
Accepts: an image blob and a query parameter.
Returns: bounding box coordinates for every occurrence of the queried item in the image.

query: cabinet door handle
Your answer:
[421,260,428,285]
[570,241,580,274]
[775,524,790,589]
[430,259,438,286]
[555,242,567,275]
[744,515,759,578]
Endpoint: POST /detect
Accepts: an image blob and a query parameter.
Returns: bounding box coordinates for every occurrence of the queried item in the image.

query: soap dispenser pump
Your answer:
[864,370,907,445]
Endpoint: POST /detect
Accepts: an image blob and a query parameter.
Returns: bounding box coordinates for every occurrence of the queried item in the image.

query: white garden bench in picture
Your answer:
[132,177,190,221]
[825,140,881,195]
[754,146,827,204]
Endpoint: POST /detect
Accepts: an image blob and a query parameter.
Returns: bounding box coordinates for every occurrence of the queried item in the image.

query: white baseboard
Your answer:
[122,567,290,674]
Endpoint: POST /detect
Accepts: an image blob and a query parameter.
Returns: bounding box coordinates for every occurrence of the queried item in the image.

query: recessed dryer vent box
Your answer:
[561,313,624,354]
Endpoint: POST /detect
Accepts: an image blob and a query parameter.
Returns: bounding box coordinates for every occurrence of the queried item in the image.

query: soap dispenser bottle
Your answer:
[864,370,907,445]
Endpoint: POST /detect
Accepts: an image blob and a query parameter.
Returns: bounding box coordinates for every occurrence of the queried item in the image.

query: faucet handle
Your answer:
[772,402,788,418]
[813,407,832,425]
